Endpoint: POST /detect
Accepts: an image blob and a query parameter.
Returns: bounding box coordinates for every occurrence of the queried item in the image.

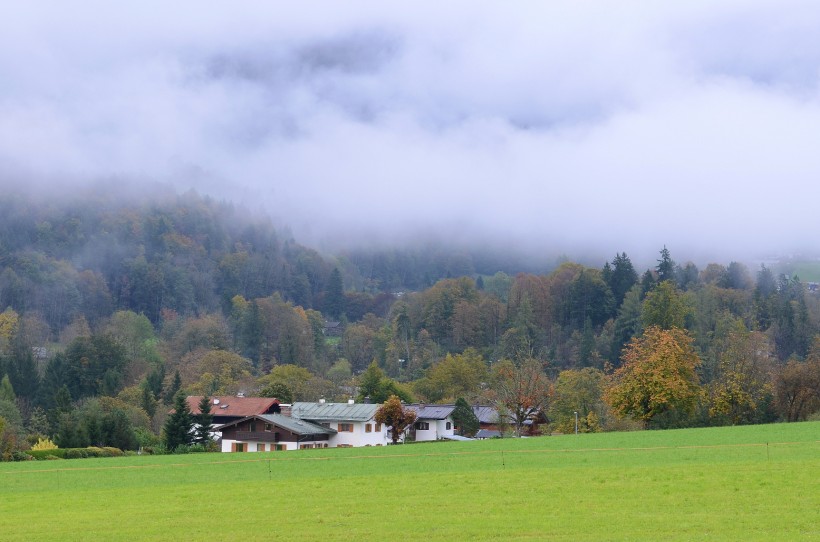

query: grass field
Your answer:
[2,422,818,541]
[785,261,820,283]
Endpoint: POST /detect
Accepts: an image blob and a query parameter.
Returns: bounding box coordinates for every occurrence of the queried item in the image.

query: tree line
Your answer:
[1,191,819,458]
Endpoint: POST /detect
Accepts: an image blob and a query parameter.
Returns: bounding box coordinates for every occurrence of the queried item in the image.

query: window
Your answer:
[446,422,452,430]
[256,443,265,452]
[274,432,280,442]
[415,422,429,430]
[365,423,372,433]
[274,444,284,451]
[375,423,382,432]
[235,443,245,452]
[264,423,272,432]
[249,421,256,432]
[338,423,353,432]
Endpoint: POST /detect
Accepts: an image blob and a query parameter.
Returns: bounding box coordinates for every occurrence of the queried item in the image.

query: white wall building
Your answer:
[292,400,394,447]
[407,404,456,442]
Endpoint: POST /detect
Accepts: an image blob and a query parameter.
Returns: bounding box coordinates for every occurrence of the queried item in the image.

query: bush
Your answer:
[11,451,34,461]
[30,448,67,460]
[30,437,58,451]
[103,447,123,457]
[44,455,62,460]
[142,443,168,455]
[134,427,161,448]
[85,447,107,458]
[64,449,88,459]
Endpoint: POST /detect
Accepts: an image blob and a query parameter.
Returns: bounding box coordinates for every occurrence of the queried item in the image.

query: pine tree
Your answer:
[451,397,479,437]
[194,396,213,445]
[656,246,676,284]
[164,392,193,451]
[140,383,157,418]
[164,370,181,405]
[145,364,165,399]
[606,253,638,308]
[324,267,345,319]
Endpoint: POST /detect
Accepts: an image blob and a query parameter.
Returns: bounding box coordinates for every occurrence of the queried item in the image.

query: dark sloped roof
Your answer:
[407,404,455,420]
[472,405,503,424]
[216,414,336,436]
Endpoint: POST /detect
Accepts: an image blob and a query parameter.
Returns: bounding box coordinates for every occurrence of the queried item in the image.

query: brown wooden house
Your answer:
[217,414,336,452]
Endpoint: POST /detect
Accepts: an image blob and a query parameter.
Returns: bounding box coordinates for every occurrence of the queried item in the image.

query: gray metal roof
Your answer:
[472,405,502,424]
[292,402,379,422]
[216,413,336,436]
[407,404,456,420]
[258,414,336,435]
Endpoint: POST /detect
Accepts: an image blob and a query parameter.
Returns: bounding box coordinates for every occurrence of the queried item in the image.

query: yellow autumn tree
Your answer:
[709,324,774,425]
[0,308,19,355]
[605,326,702,427]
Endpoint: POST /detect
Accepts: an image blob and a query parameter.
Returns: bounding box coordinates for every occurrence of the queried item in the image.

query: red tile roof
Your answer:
[186,396,279,417]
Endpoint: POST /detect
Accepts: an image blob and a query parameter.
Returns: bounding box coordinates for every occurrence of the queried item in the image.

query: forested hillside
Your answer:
[1,190,819,458]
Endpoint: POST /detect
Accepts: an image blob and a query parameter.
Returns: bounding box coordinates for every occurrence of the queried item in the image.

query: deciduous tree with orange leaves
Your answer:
[492,358,552,436]
[375,395,417,444]
[605,326,702,427]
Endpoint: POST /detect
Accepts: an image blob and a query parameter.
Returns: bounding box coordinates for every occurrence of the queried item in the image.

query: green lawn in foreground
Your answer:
[1,422,818,541]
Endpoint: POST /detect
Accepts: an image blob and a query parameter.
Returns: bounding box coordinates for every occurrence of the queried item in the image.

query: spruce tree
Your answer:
[164,370,181,405]
[140,383,157,418]
[656,246,676,284]
[164,392,193,451]
[194,396,213,445]
[324,267,345,319]
[606,253,638,308]
[451,397,479,437]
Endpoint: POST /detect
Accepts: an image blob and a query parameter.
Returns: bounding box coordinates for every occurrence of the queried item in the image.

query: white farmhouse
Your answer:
[292,400,393,447]
[406,404,456,442]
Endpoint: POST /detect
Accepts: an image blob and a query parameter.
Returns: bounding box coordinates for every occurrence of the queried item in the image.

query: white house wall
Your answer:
[437,418,455,438]
[413,416,455,442]
[328,420,391,447]
[220,439,328,452]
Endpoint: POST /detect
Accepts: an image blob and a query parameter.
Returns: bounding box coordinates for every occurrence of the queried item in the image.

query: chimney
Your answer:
[319,397,326,404]
[347,398,354,405]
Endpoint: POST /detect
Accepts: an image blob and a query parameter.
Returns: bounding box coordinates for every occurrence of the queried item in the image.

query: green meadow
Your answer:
[2,422,818,541]
[786,261,820,283]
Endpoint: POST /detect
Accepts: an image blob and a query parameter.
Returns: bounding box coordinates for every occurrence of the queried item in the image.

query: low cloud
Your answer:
[2,1,820,265]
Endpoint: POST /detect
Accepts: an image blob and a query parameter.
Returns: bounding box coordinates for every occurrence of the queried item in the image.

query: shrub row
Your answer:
[26,447,124,461]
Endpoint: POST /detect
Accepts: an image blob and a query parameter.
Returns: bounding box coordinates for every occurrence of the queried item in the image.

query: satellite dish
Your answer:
[213,399,220,405]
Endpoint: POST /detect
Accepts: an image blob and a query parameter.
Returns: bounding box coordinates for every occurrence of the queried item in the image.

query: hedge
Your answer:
[26,447,124,461]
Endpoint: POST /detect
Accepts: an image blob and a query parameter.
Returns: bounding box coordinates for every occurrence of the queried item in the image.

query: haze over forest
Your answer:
[3,1,820,265]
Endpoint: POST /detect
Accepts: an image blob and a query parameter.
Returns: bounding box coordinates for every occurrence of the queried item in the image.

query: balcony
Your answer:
[235,431,279,442]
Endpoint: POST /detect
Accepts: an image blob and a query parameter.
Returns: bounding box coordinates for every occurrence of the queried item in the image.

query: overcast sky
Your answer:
[2,1,820,264]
